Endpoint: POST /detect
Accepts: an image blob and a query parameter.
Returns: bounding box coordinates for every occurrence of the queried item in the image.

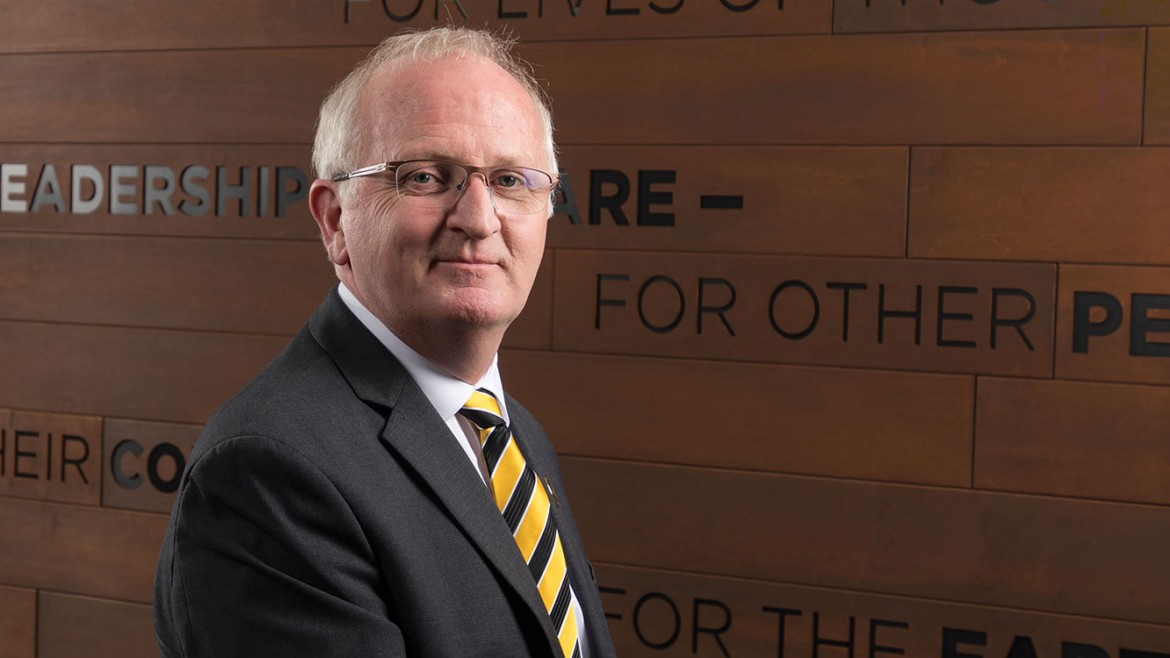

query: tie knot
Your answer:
[460,388,505,430]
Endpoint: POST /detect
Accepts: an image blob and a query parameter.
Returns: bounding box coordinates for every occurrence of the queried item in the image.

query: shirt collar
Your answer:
[336,283,508,423]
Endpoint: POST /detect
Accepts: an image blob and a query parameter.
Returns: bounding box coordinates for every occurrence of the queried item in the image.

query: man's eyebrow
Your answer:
[399,153,535,167]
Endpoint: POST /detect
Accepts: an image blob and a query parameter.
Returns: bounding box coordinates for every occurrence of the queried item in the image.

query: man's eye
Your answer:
[397,165,449,193]
[493,172,526,189]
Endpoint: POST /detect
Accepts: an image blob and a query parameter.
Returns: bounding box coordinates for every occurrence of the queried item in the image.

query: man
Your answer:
[154,27,616,658]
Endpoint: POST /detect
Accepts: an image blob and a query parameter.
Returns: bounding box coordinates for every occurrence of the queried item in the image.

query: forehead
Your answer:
[356,54,548,167]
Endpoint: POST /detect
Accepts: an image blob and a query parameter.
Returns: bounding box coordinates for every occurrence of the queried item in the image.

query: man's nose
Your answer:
[447,172,501,237]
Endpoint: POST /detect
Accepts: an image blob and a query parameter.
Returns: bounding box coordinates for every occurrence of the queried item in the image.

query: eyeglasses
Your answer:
[331,160,558,216]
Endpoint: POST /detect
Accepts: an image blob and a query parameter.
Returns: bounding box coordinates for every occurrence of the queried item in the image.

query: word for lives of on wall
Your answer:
[342,0,787,23]
[337,0,1140,29]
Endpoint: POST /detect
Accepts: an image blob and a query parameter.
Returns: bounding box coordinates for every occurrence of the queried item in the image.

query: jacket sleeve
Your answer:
[154,434,406,658]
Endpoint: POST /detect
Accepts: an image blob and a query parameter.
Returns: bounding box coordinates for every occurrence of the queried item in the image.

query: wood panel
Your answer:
[909,147,1170,265]
[0,30,1145,146]
[551,250,1055,376]
[0,233,335,334]
[0,233,550,348]
[503,350,975,486]
[0,0,829,54]
[0,144,318,239]
[975,377,1170,506]
[0,48,363,144]
[560,457,1170,625]
[0,498,166,602]
[0,409,7,487]
[0,310,546,432]
[1056,264,1170,386]
[0,585,35,658]
[0,411,102,506]
[504,250,555,350]
[596,564,1170,658]
[0,320,286,425]
[1144,28,1170,145]
[549,146,907,257]
[835,0,1170,34]
[528,29,1145,146]
[38,593,155,658]
[102,418,201,514]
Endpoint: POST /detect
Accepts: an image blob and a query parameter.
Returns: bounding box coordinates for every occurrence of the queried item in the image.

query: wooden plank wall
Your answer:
[2,1,1169,655]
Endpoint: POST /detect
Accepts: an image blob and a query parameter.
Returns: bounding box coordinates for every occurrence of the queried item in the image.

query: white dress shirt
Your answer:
[337,283,590,657]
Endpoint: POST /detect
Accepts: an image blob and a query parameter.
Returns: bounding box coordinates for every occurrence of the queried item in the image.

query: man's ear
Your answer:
[310,180,349,267]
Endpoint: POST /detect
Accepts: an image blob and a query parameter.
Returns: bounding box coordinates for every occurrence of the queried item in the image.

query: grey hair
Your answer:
[312,27,557,181]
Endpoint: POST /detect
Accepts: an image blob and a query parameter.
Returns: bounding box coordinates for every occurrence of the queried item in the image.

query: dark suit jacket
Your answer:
[154,288,616,658]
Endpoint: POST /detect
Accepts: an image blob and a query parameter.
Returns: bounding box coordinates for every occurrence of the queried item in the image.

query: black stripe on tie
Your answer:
[527,519,557,579]
[501,465,536,532]
[549,577,572,630]
[571,644,582,658]
[482,425,510,475]
[459,408,501,431]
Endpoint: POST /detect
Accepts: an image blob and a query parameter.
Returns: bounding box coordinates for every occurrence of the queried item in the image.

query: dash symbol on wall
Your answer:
[699,195,744,210]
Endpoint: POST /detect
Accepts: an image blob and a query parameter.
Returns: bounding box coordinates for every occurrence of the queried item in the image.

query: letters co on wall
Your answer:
[4,0,1170,657]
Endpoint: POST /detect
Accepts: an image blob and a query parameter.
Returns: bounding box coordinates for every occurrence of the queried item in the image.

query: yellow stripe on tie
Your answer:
[558,605,580,658]
[490,440,525,510]
[514,484,548,560]
[537,534,567,610]
[465,390,501,416]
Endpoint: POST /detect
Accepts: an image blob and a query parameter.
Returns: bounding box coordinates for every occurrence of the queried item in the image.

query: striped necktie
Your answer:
[460,388,582,658]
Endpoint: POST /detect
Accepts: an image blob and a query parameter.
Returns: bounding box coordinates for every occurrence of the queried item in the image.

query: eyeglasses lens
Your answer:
[394,161,552,215]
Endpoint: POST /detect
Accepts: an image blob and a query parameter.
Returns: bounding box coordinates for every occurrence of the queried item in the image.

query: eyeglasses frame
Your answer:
[330,159,562,216]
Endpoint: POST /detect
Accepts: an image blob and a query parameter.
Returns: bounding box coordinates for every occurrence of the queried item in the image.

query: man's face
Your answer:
[330,55,551,349]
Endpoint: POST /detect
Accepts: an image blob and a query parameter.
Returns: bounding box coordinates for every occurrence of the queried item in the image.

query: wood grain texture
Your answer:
[0,30,1145,146]
[0,411,102,506]
[560,457,1170,625]
[0,233,335,334]
[0,0,829,54]
[0,498,165,602]
[0,320,286,425]
[549,146,907,257]
[975,377,1170,506]
[596,563,1170,658]
[0,294,545,428]
[504,250,555,350]
[909,147,1170,265]
[0,585,35,658]
[0,48,364,144]
[527,29,1145,146]
[0,221,548,351]
[1145,27,1170,145]
[835,0,1170,34]
[1056,264,1170,386]
[102,418,201,514]
[551,250,1055,376]
[503,350,975,486]
[0,144,319,239]
[38,593,155,658]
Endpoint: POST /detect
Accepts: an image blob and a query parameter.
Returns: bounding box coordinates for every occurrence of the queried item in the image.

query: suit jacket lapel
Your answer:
[378,391,562,651]
[308,288,562,653]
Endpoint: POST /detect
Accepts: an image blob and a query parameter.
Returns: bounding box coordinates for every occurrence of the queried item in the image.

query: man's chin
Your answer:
[435,297,519,331]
